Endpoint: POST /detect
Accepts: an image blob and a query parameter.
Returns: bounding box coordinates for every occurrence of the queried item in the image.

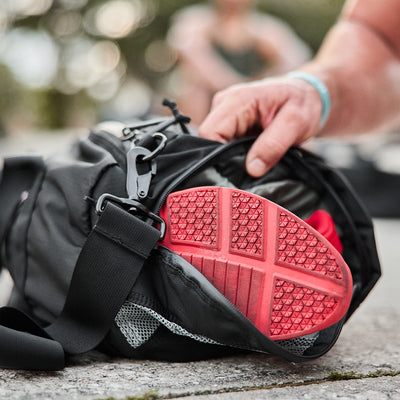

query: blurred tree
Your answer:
[0,0,344,133]
[259,0,345,51]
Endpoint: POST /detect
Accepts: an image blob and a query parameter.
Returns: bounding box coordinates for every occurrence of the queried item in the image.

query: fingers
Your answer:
[198,107,236,143]
[246,106,309,177]
[198,86,259,142]
[246,85,323,177]
[198,78,322,177]
[198,91,233,142]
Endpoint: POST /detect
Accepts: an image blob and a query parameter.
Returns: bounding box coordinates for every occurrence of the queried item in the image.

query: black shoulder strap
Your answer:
[0,200,160,370]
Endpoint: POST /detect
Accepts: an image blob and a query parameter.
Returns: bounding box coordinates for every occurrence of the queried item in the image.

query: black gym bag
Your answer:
[0,102,380,370]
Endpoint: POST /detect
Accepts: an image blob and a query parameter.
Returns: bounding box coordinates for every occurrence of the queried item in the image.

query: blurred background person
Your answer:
[167,0,311,125]
[0,0,344,138]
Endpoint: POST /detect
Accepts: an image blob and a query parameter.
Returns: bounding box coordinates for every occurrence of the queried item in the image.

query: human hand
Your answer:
[198,77,324,177]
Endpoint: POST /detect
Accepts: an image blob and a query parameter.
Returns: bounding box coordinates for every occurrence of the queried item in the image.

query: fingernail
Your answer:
[247,158,268,177]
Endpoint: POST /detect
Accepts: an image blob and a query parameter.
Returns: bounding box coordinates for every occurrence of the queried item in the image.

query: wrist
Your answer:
[286,71,331,129]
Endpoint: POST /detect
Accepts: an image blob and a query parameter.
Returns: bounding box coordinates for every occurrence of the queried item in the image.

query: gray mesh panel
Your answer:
[115,302,219,349]
[277,333,319,356]
[115,303,160,348]
[116,302,318,355]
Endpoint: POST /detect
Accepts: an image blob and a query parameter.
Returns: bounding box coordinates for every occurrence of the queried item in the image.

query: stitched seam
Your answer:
[94,225,156,258]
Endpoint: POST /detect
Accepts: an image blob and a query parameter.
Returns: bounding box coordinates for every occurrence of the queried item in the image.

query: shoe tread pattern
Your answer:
[160,187,352,341]
[277,212,343,279]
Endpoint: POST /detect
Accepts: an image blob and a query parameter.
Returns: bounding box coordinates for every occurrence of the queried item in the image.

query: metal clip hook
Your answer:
[126,146,156,200]
[141,133,167,162]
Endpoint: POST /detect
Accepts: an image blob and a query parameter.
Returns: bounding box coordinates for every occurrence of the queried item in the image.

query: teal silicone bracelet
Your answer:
[286,71,331,128]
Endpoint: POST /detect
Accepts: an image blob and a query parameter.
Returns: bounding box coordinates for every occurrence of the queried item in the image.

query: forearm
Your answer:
[301,20,400,136]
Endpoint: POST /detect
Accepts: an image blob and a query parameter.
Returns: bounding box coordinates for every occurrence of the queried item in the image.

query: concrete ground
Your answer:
[0,132,399,400]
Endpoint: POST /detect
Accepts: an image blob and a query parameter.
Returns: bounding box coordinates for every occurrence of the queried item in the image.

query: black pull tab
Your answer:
[162,98,191,134]
[126,146,156,200]
[121,98,190,139]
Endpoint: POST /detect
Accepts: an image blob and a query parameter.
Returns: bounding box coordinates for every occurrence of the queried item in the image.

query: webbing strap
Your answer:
[0,307,64,370]
[0,201,160,370]
[46,201,161,353]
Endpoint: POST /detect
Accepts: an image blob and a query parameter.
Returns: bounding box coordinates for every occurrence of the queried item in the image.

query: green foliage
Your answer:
[327,370,363,381]
[328,369,400,381]
[259,0,345,52]
[95,390,160,400]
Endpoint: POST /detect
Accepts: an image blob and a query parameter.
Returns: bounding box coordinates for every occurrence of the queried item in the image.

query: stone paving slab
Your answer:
[0,133,399,399]
[178,375,400,400]
[0,220,398,400]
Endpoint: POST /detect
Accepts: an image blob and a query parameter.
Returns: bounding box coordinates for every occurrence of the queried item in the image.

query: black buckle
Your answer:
[95,193,166,240]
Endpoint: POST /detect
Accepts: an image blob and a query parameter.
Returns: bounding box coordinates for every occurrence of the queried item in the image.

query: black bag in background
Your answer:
[0,104,381,370]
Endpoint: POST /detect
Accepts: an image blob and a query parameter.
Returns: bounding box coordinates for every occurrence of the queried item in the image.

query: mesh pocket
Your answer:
[116,301,318,356]
[277,333,319,356]
[115,302,219,349]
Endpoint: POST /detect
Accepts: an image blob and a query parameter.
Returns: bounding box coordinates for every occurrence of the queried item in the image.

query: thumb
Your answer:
[246,135,292,178]
[245,108,307,177]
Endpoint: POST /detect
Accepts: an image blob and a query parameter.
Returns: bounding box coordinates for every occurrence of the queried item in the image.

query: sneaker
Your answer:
[159,187,353,341]
[304,209,343,254]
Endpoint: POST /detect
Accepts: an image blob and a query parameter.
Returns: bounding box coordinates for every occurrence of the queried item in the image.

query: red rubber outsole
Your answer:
[159,187,353,341]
